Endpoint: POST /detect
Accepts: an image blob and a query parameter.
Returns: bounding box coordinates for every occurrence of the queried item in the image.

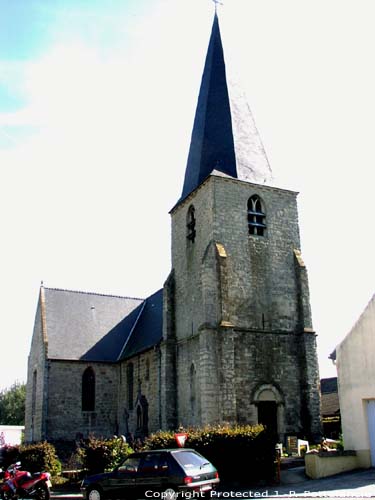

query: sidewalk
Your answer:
[235,468,375,498]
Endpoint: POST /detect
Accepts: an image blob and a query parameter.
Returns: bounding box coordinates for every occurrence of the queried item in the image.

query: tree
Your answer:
[0,382,26,425]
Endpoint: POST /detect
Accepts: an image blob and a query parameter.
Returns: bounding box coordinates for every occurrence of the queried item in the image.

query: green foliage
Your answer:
[1,442,61,476]
[0,382,26,425]
[1,445,21,467]
[144,424,276,484]
[20,442,62,475]
[77,436,134,475]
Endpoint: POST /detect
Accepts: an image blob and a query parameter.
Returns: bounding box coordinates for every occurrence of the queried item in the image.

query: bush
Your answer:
[1,442,61,476]
[77,436,133,475]
[20,442,61,475]
[1,445,21,468]
[144,424,276,485]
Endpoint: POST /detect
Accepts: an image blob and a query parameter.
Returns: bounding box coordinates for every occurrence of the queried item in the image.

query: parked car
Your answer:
[81,448,219,500]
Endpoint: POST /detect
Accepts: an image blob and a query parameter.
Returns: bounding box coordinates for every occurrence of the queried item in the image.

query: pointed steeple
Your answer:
[180,13,272,202]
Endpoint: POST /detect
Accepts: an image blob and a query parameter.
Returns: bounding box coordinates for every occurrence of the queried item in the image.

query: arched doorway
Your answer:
[253,384,285,442]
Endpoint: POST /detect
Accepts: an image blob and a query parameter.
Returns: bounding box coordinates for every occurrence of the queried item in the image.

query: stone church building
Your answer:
[25,14,322,444]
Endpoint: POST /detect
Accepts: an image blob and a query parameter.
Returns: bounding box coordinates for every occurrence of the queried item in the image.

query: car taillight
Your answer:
[214,472,219,479]
[184,476,193,485]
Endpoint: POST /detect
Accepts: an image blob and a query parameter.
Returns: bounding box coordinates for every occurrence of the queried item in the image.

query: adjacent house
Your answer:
[320,377,341,439]
[334,293,375,467]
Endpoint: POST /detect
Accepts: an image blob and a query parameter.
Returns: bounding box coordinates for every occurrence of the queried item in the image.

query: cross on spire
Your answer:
[212,0,223,12]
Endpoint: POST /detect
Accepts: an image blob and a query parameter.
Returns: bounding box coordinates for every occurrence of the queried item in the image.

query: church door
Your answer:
[258,401,278,435]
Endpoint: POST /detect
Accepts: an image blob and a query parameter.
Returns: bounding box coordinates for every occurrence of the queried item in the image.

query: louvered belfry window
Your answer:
[187,205,196,243]
[248,195,266,236]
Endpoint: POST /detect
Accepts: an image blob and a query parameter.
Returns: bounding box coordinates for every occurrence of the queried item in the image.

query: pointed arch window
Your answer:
[31,370,37,419]
[82,367,95,411]
[187,205,196,243]
[248,195,266,236]
[190,363,196,417]
[127,363,134,410]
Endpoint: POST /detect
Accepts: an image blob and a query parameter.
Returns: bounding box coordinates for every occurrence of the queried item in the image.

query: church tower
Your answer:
[162,13,321,442]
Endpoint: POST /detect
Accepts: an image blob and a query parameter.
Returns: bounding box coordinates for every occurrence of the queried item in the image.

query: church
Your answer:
[25,12,322,445]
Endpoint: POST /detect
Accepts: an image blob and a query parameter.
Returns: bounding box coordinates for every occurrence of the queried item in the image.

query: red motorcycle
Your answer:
[0,462,52,500]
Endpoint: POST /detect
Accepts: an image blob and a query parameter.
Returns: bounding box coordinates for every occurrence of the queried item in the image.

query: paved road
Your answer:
[51,468,375,499]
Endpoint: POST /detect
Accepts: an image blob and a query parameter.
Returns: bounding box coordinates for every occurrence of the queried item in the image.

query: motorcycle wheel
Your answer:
[35,484,50,500]
[0,490,14,500]
[87,486,104,500]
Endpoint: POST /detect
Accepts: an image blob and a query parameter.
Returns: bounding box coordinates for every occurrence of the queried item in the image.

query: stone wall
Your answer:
[169,174,321,439]
[25,293,47,442]
[117,350,161,438]
[46,361,119,440]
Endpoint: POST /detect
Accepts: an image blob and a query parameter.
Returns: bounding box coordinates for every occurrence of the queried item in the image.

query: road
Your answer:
[51,468,375,499]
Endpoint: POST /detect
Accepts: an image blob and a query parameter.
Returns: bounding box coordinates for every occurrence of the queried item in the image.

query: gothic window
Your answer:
[145,359,150,381]
[187,205,196,243]
[127,363,134,410]
[190,363,196,416]
[248,195,266,236]
[31,370,37,419]
[82,367,95,411]
[137,405,142,430]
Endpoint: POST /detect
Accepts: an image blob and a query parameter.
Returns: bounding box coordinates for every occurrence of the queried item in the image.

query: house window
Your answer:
[187,205,196,243]
[248,195,266,236]
[127,363,134,410]
[82,367,95,411]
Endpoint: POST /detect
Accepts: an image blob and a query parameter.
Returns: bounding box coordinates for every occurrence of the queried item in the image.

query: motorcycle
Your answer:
[0,462,52,500]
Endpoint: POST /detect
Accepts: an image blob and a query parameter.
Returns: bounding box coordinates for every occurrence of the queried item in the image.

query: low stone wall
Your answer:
[305,451,361,479]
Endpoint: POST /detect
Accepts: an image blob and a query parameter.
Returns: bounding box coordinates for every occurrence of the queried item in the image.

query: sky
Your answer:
[1,0,374,391]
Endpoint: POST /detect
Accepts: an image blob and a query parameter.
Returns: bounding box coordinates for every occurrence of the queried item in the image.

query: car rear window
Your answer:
[172,451,210,470]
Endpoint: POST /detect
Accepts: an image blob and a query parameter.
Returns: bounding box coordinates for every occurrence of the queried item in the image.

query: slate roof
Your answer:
[320,378,340,417]
[42,287,163,363]
[321,377,338,394]
[180,13,272,204]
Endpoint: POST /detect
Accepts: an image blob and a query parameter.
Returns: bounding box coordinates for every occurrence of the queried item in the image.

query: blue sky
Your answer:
[1,0,374,391]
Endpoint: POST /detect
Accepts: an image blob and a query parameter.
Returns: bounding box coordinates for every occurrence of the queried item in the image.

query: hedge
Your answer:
[1,442,61,476]
[143,424,276,484]
[77,436,134,474]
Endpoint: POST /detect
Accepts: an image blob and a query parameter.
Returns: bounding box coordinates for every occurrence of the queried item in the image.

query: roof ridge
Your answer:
[43,286,144,301]
[117,300,147,361]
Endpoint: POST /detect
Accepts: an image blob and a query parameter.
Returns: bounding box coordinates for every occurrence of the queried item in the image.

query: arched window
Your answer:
[145,359,150,381]
[127,363,134,410]
[82,367,95,411]
[190,363,196,416]
[31,370,37,419]
[248,195,266,236]
[187,205,196,243]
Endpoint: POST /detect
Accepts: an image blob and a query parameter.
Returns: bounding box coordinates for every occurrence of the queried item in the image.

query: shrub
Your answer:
[1,442,61,476]
[77,436,133,475]
[19,442,61,475]
[1,445,21,468]
[144,424,276,485]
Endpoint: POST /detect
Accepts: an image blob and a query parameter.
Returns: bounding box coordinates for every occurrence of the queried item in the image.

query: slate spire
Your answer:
[180,13,273,202]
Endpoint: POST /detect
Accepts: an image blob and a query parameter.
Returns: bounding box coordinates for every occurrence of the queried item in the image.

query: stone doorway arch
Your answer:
[252,384,285,442]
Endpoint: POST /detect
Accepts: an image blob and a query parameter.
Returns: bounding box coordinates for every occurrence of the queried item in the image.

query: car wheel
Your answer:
[87,486,105,500]
[162,488,177,500]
